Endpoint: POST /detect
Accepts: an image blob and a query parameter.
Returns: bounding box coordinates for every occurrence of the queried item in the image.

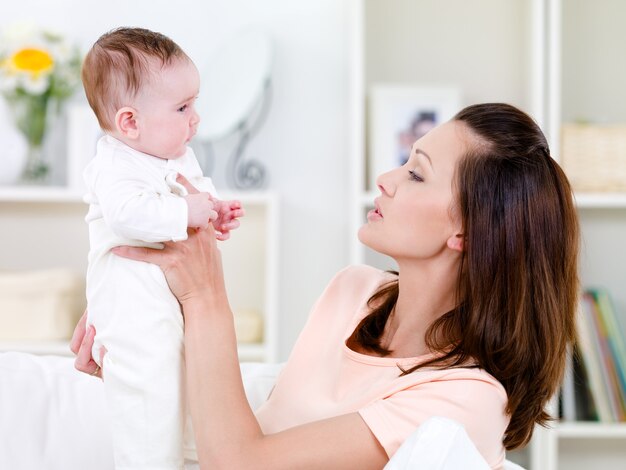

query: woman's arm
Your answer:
[112,228,388,469]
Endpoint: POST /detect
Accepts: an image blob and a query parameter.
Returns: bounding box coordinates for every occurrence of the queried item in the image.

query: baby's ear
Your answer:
[114,107,139,139]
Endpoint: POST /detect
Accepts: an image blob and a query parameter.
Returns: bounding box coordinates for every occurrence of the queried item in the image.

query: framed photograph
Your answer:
[368,85,461,190]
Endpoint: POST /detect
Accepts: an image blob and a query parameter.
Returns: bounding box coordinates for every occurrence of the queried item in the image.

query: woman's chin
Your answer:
[357,226,376,251]
[356,225,368,244]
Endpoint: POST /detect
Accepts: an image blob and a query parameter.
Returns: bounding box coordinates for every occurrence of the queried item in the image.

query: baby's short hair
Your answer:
[82,27,189,130]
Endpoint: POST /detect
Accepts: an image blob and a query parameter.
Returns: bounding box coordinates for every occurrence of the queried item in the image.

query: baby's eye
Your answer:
[178,104,188,112]
[408,170,423,182]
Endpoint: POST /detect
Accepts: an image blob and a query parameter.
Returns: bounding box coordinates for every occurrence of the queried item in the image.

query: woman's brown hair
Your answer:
[347,103,580,450]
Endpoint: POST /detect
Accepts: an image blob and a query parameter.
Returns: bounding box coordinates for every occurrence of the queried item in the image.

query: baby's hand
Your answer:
[184,193,218,229]
[212,199,244,241]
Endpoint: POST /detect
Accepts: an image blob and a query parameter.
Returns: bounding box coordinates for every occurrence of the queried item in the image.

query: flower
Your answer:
[0,24,82,181]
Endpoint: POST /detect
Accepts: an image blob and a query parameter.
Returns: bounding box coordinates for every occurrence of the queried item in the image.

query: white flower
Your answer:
[0,24,81,100]
[0,74,18,93]
[19,73,50,95]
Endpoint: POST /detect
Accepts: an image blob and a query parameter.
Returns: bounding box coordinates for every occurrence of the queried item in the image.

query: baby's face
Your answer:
[131,57,201,159]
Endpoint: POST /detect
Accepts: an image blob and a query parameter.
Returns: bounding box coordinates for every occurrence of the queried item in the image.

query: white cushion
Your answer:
[0,353,282,470]
[0,353,524,469]
[0,352,114,470]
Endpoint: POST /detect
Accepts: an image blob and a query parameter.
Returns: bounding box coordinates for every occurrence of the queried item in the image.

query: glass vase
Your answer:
[7,93,51,183]
[21,144,48,182]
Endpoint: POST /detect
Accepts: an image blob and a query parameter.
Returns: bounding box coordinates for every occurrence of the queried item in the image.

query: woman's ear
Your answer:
[114,107,139,139]
[447,233,465,252]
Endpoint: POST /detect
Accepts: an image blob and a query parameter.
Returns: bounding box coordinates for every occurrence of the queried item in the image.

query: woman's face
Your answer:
[359,120,468,262]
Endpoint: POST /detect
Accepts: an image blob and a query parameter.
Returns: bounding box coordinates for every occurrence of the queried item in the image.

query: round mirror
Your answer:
[196,29,273,141]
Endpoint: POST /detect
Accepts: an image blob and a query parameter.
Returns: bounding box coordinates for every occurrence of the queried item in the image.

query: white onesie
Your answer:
[83,135,213,469]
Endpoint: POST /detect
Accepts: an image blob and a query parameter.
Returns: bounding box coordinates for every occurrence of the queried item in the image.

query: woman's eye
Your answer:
[408,170,423,182]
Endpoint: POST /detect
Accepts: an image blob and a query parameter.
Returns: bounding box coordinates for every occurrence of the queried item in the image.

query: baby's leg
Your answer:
[89,257,186,470]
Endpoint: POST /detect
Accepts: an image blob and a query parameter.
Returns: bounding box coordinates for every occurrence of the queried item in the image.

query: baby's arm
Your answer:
[184,193,217,229]
[92,163,189,242]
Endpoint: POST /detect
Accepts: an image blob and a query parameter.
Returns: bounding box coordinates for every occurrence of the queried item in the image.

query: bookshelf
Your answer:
[348,0,626,468]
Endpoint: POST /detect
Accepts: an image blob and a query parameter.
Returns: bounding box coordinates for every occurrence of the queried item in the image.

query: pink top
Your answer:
[255,265,508,469]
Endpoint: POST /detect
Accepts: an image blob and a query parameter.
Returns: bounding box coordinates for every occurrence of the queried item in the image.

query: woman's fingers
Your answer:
[112,227,221,303]
[74,326,101,377]
[176,173,200,194]
[111,245,166,266]
[69,310,88,355]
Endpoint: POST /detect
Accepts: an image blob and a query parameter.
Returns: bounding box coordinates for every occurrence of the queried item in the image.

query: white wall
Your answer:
[0,0,353,359]
[365,0,532,110]
[562,0,626,122]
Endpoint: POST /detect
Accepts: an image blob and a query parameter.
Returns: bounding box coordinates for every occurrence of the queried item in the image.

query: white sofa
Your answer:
[0,352,523,469]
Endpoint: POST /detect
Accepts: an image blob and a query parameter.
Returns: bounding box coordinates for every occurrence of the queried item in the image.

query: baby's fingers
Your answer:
[221,220,240,232]
[216,231,231,241]
[230,208,245,219]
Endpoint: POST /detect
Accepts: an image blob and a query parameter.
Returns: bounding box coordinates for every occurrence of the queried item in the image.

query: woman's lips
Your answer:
[367,199,383,221]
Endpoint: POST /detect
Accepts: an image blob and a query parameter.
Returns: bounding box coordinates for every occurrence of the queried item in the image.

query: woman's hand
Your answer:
[112,225,227,308]
[70,310,104,378]
[176,173,244,242]
[69,225,224,379]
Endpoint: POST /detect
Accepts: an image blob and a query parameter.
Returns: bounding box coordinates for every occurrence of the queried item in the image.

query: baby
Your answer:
[81,27,242,469]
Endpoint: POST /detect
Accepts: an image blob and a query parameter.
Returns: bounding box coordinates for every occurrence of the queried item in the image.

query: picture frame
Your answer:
[368,85,461,190]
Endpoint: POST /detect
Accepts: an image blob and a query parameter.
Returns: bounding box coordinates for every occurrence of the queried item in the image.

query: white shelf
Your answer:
[557,422,626,439]
[574,193,626,209]
[0,186,85,203]
[358,190,626,210]
[0,185,277,206]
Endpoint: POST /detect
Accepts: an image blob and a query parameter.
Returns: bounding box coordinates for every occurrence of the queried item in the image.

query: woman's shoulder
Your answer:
[306,265,395,327]
[330,264,396,289]
[416,366,507,403]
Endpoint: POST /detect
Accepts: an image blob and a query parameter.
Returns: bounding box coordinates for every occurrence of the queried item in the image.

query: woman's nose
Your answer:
[375,169,396,196]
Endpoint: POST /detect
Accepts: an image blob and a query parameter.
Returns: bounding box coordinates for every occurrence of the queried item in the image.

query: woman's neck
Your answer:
[381,260,459,357]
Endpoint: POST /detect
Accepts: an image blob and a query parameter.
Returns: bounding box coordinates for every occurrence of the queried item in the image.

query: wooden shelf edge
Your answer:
[0,186,279,205]
[0,186,85,203]
[358,191,626,209]
[557,422,626,438]
[574,193,626,208]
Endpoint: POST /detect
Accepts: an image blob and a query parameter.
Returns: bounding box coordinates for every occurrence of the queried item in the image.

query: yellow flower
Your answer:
[9,47,53,77]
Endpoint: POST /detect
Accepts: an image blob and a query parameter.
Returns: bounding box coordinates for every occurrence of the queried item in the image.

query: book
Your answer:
[573,343,598,421]
[585,291,624,420]
[590,289,626,417]
[576,295,614,421]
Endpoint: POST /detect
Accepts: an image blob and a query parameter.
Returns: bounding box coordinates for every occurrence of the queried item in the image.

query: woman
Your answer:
[73,103,580,469]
